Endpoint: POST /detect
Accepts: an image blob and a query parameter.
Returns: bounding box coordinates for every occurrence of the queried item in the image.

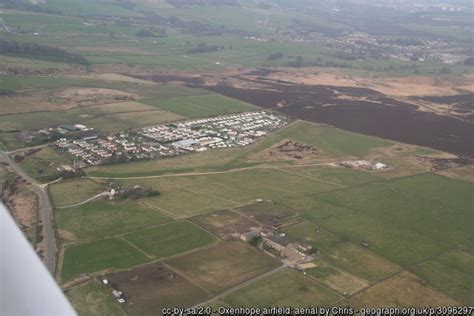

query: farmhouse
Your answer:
[263,235,289,252]
[240,230,260,242]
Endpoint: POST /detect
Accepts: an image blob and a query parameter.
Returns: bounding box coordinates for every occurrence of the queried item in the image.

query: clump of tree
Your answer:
[119,186,160,200]
[286,55,305,68]
[187,42,221,54]
[58,168,85,180]
[0,39,88,65]
[107,182,160,200]
[135,29,155,37]
[267,52,284,61]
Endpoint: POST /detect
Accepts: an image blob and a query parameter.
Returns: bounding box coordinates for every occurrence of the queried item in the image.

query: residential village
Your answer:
[54,111,288,168]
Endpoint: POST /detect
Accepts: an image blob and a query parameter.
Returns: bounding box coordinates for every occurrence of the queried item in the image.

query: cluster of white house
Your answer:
[55,111,287,167]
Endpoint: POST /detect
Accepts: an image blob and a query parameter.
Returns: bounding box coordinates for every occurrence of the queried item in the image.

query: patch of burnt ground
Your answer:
[125,73,205,85]
[209,82,474,158]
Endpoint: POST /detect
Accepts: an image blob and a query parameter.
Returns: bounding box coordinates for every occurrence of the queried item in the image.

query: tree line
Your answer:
[0,39,88,65]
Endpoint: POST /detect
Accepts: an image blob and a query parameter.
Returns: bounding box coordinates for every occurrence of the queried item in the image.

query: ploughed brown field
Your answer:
[106,262,209,315]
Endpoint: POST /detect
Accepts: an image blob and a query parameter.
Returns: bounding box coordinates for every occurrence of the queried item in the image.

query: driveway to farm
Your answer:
[0,149,56,274]
[193,262,290,307]
[55,191,110,209]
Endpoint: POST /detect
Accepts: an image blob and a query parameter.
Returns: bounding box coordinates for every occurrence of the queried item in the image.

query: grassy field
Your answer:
[305,259,370,295]
[319,213,447,267]
[83,108,183,132]
[316,175,474,253]
[414,257,474,304]
[118,168,337,218]
[0,105,182,133]
[291,165,383,187]
[384,173,474,215]
[262,121,394,158]
[436,250,474,276]
[321,243,402,283]
[282,222,343,254]
[341,271,461,307]
[65,280,126,316]
[278,196,351,221]
[140,94,257,118]
[168,241,281,293]
[49,178,104,207]
[123,221,216,259]
[55,200,171,243]
[61,238,150,281]
[235,200,300,225]
[191,209,256,241]
[224,268,341,307]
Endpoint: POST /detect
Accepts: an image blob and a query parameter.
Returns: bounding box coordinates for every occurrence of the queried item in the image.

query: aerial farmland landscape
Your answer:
[0,0,473,315]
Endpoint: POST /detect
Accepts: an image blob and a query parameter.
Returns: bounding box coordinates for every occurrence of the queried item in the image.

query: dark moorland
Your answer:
[208,81,474,158]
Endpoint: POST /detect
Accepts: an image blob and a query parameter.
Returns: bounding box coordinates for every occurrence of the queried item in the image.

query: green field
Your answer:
[141,94,257,118]
[66,280,126,316]
[436,250,474,276]
[124,221,216,258]
[224,268,341,307]
[55,200,171,243]
[414,252,474,304]
[61,238,149,281]
[279,195,351,221]
[282,222,344,253]
[119,168,337,218]
[319,212,447,267]
[168,241,281,293]
[321,243,402,283]
[0,105,182,133]
[262,121,394,157]
[316,175,474,252]
[292,165,383,187]
[49,178,104,207]
[384,173,474,215]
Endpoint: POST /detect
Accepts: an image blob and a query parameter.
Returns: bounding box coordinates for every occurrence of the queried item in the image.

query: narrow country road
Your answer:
[193,263,289,308]
[0,149,56,274]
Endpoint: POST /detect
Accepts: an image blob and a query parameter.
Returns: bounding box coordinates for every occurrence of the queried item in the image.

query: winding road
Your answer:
[0,149,56,274]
